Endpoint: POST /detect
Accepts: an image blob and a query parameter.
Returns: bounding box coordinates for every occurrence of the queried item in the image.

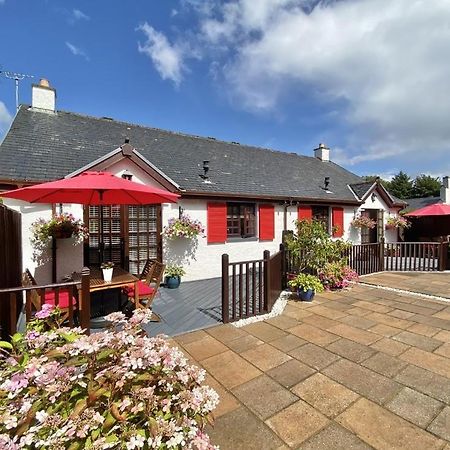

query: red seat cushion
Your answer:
[44,289,77,309]
[124,281,155,298]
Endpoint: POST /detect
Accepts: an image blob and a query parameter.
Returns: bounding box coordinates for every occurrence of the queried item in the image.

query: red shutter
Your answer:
[259,204,275,240]
[332,207,344,237]
[298,205,312,221]
[207,203,227,243]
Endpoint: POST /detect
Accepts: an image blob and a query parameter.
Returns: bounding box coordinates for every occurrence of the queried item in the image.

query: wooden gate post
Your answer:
[439,241,449,272]
[221,254,230,323]
[263,250,270,312]
[79,267,91,334]
[379,238,385,272]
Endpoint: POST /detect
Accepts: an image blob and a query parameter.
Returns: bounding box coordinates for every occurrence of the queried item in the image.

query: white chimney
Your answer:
[314,143,330,162]
[441,176,450,204]
[32,78,56,112]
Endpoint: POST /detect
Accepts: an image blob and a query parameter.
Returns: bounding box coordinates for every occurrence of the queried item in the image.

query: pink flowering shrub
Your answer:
[318,261,359,290]
[0,307,219,449]
[162,216,204,240]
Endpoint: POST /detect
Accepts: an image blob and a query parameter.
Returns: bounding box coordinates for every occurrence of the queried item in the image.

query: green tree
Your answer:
[412,174,441,198]
[388,171,413,199]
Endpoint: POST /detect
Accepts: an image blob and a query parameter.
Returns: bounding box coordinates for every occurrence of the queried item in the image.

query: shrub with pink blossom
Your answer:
[0,307,219,449]
[318,261,359,290]
[162,215,204,240]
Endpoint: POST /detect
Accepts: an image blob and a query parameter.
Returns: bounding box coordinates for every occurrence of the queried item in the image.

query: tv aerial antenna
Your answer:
[0,70,34,111]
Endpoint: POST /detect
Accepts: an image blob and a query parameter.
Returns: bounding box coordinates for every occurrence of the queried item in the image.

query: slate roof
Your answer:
[349,181,406,207]
[401,196,441,213]
[0,105,363,203]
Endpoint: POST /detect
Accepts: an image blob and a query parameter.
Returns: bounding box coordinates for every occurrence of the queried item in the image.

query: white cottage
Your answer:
[0,80,405,284]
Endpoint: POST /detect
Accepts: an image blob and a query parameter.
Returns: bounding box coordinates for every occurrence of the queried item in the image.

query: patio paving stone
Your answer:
[240,343,292,372]
[231,375,298,420]
[435,342,450,358]
[299,422,373,450]
[370,337,410,356]
[336,398,444,450]
[207,406,285,450]
[308,304,348,320]
[265,314,300,330]
[368,323,403,337]
[269,333,307,352]
[428,406,450,441]
[205,324,248,343]
[302,313,341,330]
[326,338,377,363]
[323,359,402,405]
[204,374,240,418]
[386,387,444,428]
[365,311,414,330]
[346,306,373,317]
[287,323,340,346]
[327,323,381,345]
[265,400,329,448]
[288,343,340,370]
[180,334,228,361]
[408,322,441,337]
[361,351,408,378]
[242,321,288,342]
[266,359,316,388]
[201,350,261,389]
[393,330,442,352]
[352,300,393,314]
[435,329,450,342]
[338,314,378,330]
[388,309,416,319]
[395,365,450,404]
[399,347,450,378]
[226,333,264,353]
[174,329,208,345]
[291,373,359,418]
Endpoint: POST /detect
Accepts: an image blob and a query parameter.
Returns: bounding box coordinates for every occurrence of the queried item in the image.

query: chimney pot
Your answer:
[32,78,56,112]
[314,143,330,162]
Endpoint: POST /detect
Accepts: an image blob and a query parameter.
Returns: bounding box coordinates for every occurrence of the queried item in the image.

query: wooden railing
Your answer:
[285,240,448,279]
[0,268,91,336]
[221,245,285,323]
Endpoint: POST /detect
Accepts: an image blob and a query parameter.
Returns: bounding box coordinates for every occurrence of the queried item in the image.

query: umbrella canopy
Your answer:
[0,171,179,204]
[405,202,450,217]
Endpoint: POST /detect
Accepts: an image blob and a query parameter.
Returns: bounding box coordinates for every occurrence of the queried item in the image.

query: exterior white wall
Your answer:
[162,199,286,282]
[31,85,56,112]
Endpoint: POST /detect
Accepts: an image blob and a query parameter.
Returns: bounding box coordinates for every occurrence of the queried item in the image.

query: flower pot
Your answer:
[297,288,315,302]
[52,229,73,239]
[102,268,113,282]
[165,276,181,289]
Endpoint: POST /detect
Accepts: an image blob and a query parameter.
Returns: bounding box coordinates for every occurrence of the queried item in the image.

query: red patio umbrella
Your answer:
[1,171,180,281]
[405,203,450,217]
[0,171,179,204]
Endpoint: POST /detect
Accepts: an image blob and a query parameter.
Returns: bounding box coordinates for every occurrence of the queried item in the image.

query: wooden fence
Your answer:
[0,268,92,336]
[286,240,449,278]
[0,204,22,339]
[221,245,285,323]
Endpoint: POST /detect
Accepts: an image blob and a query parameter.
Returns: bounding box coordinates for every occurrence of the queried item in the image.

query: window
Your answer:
[312,206,330,232]
[227,203,256,238]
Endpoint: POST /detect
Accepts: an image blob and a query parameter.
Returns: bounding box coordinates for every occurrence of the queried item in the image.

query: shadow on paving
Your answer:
[143,277,223,337]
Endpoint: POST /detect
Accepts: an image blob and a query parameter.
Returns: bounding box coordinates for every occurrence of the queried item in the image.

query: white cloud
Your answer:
[72,9,90,21]
[0,101,12,135]
[137,23,185,86]
[65,41,89,60]
[172,0,450,174]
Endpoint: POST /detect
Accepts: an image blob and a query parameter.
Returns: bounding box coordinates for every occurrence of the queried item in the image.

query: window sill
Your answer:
[226,236,258,243]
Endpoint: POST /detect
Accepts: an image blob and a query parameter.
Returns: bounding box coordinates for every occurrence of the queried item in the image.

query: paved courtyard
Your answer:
[172,279,450,449]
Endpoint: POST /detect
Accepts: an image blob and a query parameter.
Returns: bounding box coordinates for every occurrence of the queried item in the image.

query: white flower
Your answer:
[126,434,146,449]
[35,410,48,423]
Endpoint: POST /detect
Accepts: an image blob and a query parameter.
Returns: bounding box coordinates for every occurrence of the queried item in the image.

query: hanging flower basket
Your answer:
[386,216,410,230]
[162,215,204,239]
[31,213,89,246]
[350,215,376,229]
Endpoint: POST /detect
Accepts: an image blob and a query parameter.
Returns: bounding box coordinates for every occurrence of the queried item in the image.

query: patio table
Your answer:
[72,267,139,306]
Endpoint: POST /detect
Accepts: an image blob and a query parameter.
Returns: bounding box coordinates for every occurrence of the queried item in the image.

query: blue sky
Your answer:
[1,0,449,179]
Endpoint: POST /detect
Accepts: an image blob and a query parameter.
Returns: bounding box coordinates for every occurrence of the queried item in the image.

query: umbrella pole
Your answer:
[99,190,105,264]
[52,236,57,283]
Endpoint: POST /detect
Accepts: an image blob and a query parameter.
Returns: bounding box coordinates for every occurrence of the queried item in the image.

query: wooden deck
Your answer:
[143,278,223,337]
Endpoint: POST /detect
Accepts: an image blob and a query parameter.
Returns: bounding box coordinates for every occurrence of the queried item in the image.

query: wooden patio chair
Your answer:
[22,269,78,322]
[123,260,165,320]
